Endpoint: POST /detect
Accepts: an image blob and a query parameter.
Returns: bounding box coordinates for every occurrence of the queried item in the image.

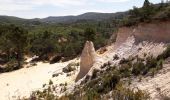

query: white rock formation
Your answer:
[76,41,97,81]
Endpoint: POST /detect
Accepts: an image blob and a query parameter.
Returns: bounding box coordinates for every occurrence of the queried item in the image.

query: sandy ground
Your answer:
[0,58,79,100]
[131,64,170,100]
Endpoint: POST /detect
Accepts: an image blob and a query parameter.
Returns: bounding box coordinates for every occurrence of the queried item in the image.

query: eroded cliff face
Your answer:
[76,41,97,81]
[73,21,170,100]
[76,21,170,82]
[115,21,170,48]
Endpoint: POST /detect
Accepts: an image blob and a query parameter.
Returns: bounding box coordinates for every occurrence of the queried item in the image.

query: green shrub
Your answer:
[132,61,145,76]
[91,69,99,79]
[119,64,131,77]
[156,59,163,70]
[119,58,130,64]
[62,63,76,73]
[82,75,91,84]
[113,54,119,60]
[0,60,20,73]
[101,62,111,69]
[85,89,100,100]
[102,74,120,93]
[112,83,150,100]
[157,45,170,60]
[146,56,157,69]
[49,80,53,85]
[150,68,157,77]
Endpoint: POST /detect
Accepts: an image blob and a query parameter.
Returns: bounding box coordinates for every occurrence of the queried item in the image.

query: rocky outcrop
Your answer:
[76,41,97,81]
[74,21,170,99]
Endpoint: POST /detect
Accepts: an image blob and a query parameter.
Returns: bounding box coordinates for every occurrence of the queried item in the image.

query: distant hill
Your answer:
[0,15,42,26]
[0,12,127,25]
[0,16,27,24]
[41,12,127,23]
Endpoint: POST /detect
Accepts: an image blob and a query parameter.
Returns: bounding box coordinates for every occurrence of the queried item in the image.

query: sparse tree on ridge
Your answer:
[142,0,154,21]
[143,0,151,8]
[84,27,95,42]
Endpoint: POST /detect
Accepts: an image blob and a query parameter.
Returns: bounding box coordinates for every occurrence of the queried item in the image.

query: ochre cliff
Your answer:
[115,21,170,48]
[76,21,170,82]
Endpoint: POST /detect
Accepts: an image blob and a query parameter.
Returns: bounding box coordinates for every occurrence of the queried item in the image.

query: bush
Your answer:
[49,80,53,85]
[102,74,120,93]
[82,75,91,84]
[50,55,62,64]
[112,83,150,100]
[85,89,100,100]
[101,62,110,69]
[63,66,76,73]
[29,87,56,100]
[91,69,99,79]
[119,64,131,77]
[62,62,77,73]
[157,45,170,60]
[113,54,119,60]
[150,68,157,77]
[119,58,130,64]
[157,59,163,70]
[0,60,20,73]
[132,61,145,76]
[146,56,157,69]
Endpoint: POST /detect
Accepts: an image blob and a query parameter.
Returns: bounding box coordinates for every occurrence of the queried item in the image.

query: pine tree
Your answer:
[7,25,28,67]
[143,0,152,11]
[161,0,164,4]
[142,0,154,21]
[84,27,95,41]
[143,0,151,8]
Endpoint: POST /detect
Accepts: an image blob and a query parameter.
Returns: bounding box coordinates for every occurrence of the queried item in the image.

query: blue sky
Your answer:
[0,0,162,19]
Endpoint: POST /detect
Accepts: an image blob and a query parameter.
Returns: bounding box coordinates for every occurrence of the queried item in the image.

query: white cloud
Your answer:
[0,0,34,11]
[0,0,87,11]
[97,0,130,3]
[0,0,134,18]
[31,0,87,6]
[0,0,131,12]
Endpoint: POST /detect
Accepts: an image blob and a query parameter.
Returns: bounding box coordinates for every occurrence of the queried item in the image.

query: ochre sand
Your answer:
[0,58,79,100]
